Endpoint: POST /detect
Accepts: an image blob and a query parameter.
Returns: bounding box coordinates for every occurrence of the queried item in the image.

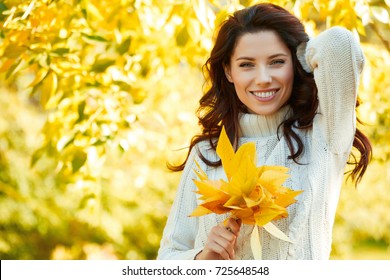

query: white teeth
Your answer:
[252,91,277,98]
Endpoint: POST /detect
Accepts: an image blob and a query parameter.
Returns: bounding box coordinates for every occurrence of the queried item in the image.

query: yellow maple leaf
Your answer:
[215,126,236,180]
[190,178,231,217]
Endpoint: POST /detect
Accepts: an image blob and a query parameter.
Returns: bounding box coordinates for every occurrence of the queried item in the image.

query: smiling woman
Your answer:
[224,30,294,115]
[158,3,372,260]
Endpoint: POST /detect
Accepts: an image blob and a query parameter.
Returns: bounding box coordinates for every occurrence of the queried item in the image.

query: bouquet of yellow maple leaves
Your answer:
[190,126,303,259]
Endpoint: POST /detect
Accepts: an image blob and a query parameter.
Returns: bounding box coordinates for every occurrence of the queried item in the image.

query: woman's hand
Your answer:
[195,218,242,260]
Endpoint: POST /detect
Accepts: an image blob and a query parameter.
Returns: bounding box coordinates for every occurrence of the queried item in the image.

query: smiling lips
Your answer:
[250,89,279,100]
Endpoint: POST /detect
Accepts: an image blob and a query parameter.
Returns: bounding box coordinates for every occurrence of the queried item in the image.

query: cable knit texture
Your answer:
[157,27,365,260]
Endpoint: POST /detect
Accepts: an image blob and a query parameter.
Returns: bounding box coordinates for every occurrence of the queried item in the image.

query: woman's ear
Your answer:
[224,65,233,83]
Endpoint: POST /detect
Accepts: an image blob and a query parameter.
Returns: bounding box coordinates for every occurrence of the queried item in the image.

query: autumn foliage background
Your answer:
[0,0,389,260]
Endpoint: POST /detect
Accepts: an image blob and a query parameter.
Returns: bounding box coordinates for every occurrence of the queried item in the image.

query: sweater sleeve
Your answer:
[157,145,204,260]
[297,26,365,154]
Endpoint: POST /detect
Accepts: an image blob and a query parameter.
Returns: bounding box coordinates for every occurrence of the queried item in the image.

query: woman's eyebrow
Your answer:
[235,53,288,61]
[235,56,255,61]
[269,53,289,59]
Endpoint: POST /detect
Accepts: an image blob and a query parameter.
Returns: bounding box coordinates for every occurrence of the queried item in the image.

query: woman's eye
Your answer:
[239,62,254,67]
[271,59,285,65]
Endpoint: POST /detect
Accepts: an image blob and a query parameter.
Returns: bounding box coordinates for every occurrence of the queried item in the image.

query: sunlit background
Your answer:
[0,0,389,260]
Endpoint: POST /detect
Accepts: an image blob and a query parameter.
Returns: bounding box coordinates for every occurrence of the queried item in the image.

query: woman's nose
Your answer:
[255,67,272,85]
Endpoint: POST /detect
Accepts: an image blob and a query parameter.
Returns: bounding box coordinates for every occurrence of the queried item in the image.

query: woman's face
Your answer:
[225,30,294,115]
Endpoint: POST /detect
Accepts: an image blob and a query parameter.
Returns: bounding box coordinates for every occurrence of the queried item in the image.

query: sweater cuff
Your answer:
[296,41,313,73]
[157,247,204,260]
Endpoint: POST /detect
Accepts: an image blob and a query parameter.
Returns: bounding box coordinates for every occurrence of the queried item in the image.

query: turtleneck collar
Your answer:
[238,105,292,138]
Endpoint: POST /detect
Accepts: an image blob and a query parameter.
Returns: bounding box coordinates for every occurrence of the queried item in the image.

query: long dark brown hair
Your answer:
[169,3,372,186]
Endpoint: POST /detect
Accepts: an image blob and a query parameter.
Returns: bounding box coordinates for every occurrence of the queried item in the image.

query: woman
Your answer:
[157,3,372,260]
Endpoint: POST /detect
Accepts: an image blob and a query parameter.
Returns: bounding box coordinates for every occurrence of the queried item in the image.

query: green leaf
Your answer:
[57,135,75,152]
[91,58,116,73]
[76,101,86,124]
[117,37,132,55]
[81,33,108,43]
[114,80,132,92]
[176,26,189,47]
[0,3,8,22]
[78,193,96,209]
[51,48,70,56]
[30,147,46,167]
[71,149,87,173]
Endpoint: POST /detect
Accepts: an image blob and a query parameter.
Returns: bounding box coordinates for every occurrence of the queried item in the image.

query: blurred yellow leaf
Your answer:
[0,58,15,73]
[85,1,104,21]
[28,67,49,88]
[40,71,58,109]
[371,6,389,23]
[2,44,25,59]
[192,0,215,31]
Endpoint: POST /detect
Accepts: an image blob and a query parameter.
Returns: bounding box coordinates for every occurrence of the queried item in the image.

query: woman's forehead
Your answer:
[231,31,290,60]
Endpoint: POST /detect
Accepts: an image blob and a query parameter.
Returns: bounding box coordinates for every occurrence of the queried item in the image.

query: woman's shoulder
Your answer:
[192,139,218,158]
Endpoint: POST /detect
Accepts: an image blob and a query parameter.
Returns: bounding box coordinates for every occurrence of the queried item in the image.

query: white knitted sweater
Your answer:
[157,27,364,260]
